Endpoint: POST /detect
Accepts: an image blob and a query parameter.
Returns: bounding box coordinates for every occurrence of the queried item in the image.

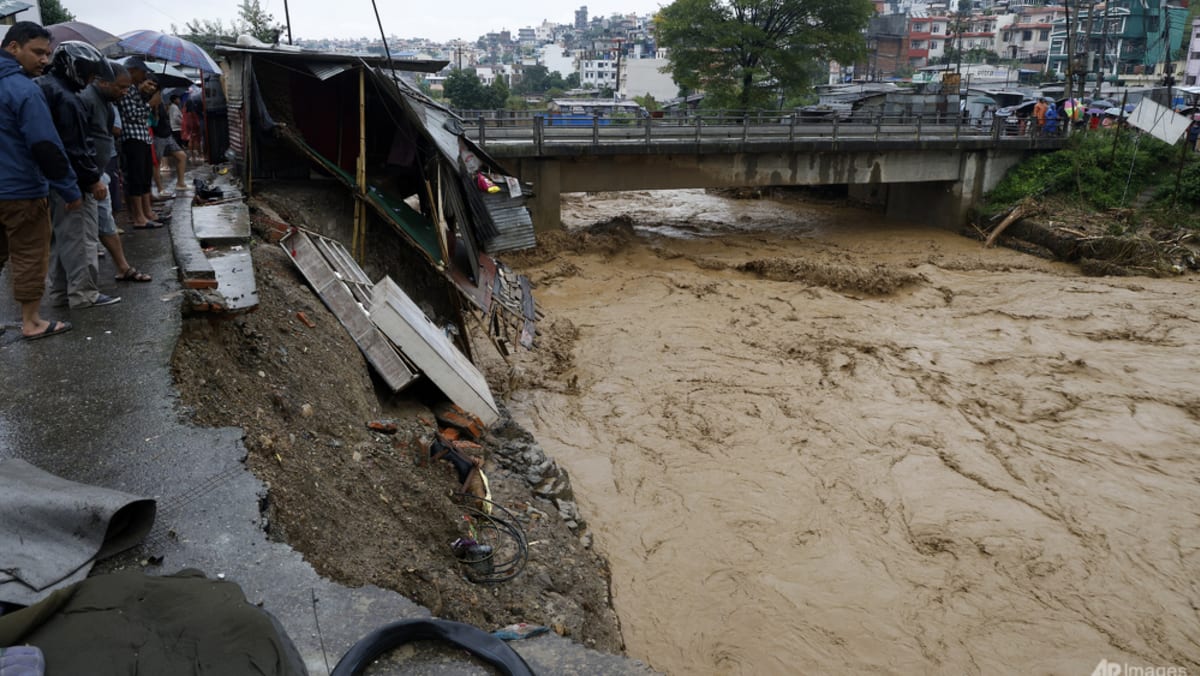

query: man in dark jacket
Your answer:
[0,22,81,340]
[37,40,119,309]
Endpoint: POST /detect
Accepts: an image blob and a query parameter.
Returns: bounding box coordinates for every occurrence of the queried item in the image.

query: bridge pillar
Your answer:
[526,159,562,233]
[885,150,1022,228]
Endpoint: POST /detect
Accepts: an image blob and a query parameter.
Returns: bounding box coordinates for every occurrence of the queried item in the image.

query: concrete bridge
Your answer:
[461,113,1067,231]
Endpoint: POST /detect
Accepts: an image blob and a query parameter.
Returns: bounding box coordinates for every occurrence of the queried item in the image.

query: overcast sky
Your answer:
[60,0,656,43]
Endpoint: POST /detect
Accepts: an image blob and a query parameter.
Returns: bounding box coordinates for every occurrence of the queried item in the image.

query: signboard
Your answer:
[1126,97,1191,145]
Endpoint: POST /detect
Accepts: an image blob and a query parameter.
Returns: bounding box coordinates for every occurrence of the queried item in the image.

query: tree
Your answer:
[655,0,872,110]
[488,76,510,109]
[237,0,282,44]
[515,65,549,95]
[174,19,237,56]
[177,0,282,56]
[443,68,493,109]
[38,0,74,25]
[634,94,661,112]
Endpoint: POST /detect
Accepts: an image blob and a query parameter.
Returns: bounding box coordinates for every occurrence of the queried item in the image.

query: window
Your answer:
[1040,29,1049,40]
[911,40,926,49]
[932,23,943,33]
[912,23,926,31]
[1022,30,1033,41]
[930,41,939,49]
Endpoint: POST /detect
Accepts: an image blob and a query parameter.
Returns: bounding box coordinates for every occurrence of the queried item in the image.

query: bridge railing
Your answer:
[456,110,1056,152]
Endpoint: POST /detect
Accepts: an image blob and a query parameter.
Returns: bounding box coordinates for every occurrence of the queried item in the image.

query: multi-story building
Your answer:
[948,13,1000,53]
[907,14,949,67]
[998,5,1061,64]
[1186,18,1200,85]
[575,6,589,30]
[865,14,910,78]
[1048,0,1189,79]
[579,55,618,88]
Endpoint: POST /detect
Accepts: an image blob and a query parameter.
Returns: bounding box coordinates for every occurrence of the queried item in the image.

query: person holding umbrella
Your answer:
[114,56,162,229]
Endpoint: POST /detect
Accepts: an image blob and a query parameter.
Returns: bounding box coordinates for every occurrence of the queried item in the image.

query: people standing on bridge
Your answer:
[1033,99,1048,136]
[1043,103,1059,137]
[0,21,81,340]
[37,40,120,310]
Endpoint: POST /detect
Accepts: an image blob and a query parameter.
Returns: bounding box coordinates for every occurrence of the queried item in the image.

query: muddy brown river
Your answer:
[505,190,1200,676]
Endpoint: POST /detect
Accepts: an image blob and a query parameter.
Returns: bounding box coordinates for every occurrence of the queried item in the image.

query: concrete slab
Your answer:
[0,198,654,675]
[168,195,215,284]
[192,201,252,244]
[208,249,259,312]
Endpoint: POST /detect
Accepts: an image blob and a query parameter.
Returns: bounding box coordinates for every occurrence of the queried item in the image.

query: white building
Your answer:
[621,57,677,101]
[580,57,617,87]
[1186,18,1200,86]
[537,43,577,78]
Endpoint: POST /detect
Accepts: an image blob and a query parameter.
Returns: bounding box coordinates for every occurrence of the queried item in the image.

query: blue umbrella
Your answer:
[117,30,219,74]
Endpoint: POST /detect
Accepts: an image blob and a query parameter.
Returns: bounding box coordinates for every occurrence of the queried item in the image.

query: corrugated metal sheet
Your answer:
[480,190,536,253]
[226,58,246,157]
[307,61,353,81]
[421,106,465,166]
[0,0,31,17]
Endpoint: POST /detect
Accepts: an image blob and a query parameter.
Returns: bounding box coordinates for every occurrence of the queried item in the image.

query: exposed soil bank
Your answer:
[501,189,1200,675]
[169,190,623,654]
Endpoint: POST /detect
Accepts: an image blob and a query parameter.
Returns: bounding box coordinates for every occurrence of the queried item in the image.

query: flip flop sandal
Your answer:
[115,267,152,282]
[23,320,72,341]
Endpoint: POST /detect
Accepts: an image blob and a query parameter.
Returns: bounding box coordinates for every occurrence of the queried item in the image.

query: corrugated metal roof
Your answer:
[216,44,448,73]
[480,190,536,253]
[307,61,353,81]
[0,0,31,17]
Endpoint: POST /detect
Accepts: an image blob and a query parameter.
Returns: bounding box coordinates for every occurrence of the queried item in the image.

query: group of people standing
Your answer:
[0,21,202,341]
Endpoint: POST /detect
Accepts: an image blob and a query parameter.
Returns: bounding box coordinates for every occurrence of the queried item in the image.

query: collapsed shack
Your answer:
[217,45,538,365]
[180,46,627,646]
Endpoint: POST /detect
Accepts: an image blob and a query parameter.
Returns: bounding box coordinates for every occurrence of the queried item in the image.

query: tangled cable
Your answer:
[449,494,529,584]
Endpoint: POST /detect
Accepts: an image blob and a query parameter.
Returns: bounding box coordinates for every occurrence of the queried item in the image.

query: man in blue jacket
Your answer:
[0,22,81,340]
[37,40,117,310]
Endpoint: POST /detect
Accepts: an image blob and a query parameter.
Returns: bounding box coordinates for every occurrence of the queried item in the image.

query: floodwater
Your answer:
[505,189,1200,675]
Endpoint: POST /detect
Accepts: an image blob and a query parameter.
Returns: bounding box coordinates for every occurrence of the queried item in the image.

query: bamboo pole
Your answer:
[355,67,368,262]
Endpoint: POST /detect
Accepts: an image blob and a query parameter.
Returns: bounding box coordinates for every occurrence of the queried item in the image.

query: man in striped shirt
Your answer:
[114,57,161,228]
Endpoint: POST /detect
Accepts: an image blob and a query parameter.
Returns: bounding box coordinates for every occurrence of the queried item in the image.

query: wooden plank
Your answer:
[168,195,215,281]
[519,274,536,349]
[207,249,259,311]
[370,276,499,425]
[192,202,251,244]
[282,231,419,393]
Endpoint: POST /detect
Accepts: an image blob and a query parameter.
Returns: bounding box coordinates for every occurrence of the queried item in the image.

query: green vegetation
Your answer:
[984,131,1200,229]
[176,0,283,54]
[654,0,872,110]
[38,0,74,25]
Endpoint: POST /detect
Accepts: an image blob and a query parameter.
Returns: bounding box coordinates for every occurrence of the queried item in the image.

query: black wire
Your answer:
[450,493,529,584]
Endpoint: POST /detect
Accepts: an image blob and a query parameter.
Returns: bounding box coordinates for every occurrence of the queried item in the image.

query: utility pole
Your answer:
[283,0,293,44]
[1161,0,1176,109]
[612,37,624,100]
[1094,0,1110,98]
[1064,0,1074,109]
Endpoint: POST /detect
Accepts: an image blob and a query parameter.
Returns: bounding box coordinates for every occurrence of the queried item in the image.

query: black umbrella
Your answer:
[47,22,122,56]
